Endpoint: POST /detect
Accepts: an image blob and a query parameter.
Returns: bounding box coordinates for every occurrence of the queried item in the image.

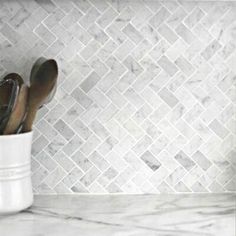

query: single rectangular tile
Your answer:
[175,56,195,76]
[54,119,75,141]
[192,151,212,171]
[174,151,196,171]
[87,24,109,44]
[89,120,110,140]
[122,23,143,44]
[157,23,178,44]
[209,119,229,139]
[71,150,93,172]
[88,151,109,172]
[140,151,161,171]
[201,40,222,61]
[158,56,178,77]
[158,88,179,108]
[175,23,195,44]
[72,119,92,140]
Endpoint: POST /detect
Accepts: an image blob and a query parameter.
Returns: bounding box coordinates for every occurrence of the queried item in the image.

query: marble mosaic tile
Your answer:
[0,0,235,194]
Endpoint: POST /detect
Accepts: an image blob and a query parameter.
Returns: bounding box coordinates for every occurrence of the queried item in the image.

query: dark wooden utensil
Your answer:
[1,73,26,134]
[0,105,8,121]
[30,57,57,107]
[3,73,24,86]
[0,79,19,134]
[23,59,58,132]
[3,85,28,135]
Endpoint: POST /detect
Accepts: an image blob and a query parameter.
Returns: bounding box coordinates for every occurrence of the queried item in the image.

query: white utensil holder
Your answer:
[0,131,33,214]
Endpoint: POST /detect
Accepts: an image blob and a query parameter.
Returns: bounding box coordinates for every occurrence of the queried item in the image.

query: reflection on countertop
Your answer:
[0,194,235,236]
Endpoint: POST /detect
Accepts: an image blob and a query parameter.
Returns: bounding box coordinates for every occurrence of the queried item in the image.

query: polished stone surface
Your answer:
[1,0,236,194]
[0,194,235,236]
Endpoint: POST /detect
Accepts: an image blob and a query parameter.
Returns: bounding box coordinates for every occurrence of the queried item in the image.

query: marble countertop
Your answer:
[0,194,235,236]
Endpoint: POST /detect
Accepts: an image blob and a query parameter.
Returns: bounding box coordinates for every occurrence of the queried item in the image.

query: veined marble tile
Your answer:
[0,0,235,194]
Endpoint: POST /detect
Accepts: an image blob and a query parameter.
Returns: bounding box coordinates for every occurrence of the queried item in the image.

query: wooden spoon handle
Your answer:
[22,104,38,132]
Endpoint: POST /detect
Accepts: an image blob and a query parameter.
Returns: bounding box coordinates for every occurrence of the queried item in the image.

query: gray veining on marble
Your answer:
[0,0,235,194]
[0,194,235,236]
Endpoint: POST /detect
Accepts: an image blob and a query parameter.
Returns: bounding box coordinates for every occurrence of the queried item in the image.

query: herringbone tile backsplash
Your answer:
[0,0,235,194]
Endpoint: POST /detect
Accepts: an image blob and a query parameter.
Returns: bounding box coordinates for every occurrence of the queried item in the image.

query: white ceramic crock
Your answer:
[0,131,33,214]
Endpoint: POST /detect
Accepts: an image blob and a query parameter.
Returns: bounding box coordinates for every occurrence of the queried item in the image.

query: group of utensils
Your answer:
[0,58,58,135]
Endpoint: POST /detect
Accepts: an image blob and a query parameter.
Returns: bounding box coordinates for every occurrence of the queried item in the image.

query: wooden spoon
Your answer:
[0,79,19,134]
[30,57,57,107]
[3,85,28,135]
[0,79,15,105]
[0,73,23,107]
[0,105,8,126]
[3,73,24,86]
[3,73,28,134]
[23,59,58,132]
